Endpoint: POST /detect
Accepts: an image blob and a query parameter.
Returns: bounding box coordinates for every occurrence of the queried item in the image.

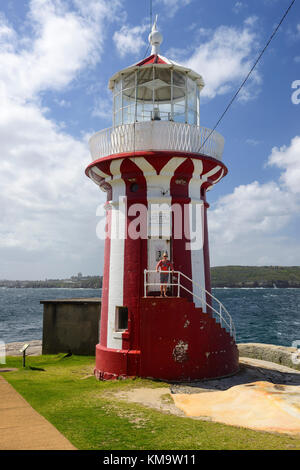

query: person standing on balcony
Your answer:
[156,253,174,297]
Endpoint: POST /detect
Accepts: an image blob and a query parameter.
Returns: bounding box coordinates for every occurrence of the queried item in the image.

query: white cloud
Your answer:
[208,136,300,265]
[209,181,297,243]
[54,98,71,108]
[246,138,261,146]
[0,0,118,102]
[0,93,105,278]
[184,21,261,100]
[244,15,258,27]
[113,24,148,58]
[92,95,113,120]
[0,0,121,279]
[267,136,300,195]
[154,0,192,18]
[286,22,300,41]
[233,2,244,14]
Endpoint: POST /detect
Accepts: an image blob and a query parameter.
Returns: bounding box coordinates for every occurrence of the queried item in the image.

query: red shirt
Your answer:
[156,259,174,272]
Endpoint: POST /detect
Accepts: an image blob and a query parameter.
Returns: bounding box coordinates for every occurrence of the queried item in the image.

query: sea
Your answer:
[0,287,300,347]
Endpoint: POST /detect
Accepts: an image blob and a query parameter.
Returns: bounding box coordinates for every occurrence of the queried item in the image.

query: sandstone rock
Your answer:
[172,381,300,435]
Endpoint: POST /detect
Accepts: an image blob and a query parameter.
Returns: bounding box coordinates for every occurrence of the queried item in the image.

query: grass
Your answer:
[2,354,300,450]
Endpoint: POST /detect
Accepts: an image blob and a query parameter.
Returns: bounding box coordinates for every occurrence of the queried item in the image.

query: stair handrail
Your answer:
[144,269,236,340]
[179,271,235,339]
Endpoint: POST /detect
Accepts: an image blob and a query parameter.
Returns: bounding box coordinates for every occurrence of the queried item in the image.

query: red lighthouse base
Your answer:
[95,297,239,381]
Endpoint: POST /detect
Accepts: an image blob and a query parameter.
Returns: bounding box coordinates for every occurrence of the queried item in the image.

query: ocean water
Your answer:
[214,288,300,347]
[0,287,299,347]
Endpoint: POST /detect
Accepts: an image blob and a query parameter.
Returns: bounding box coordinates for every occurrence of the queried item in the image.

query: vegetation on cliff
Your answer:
[1,266,300,288]
[211,266,300,288]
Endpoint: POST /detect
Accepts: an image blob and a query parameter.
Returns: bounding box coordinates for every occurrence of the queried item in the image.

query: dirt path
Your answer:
[0,374,76,450]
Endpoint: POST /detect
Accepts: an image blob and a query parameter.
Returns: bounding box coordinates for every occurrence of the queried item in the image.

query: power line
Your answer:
[199,0,297,152]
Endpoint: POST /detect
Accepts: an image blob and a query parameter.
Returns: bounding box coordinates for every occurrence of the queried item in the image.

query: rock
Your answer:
[5,340,42,357]
[238,343,300,372]
[172,381,300,435]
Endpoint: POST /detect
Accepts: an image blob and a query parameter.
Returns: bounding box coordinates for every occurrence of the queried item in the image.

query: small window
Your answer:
[115,307,128,331]
[130,183,139,192]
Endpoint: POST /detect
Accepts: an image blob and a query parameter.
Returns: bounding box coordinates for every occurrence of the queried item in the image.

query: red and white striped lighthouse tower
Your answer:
[86,19,239,381]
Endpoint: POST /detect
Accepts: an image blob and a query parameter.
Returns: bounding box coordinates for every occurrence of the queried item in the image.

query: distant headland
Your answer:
[1,266,300,289]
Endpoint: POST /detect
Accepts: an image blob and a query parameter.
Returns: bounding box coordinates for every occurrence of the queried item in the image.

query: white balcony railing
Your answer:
[89,121,224,161]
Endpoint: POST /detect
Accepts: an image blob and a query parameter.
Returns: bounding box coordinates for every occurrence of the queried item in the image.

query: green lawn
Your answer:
[2,354,300,450]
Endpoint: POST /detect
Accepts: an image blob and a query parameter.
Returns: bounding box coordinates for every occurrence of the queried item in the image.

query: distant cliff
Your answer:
[211,266,300,288]
[0,276,102,289]
[1,266,300,288]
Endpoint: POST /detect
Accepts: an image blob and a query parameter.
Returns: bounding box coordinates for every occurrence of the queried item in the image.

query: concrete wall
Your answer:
[41,298,101,356]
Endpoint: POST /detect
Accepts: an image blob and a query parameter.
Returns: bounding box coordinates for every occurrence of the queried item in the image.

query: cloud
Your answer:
[113,24,148,58]
[183,20,261,100]
[0,0,121,279]
[154,0,192,18]
[208,136,300,265]
[233,2,245,14]
[246,138,261,146]
[286,22,300,42]
[92,95,113,120]
[267,136,300,195]
[0,0,121,102]
[0,93,105,278]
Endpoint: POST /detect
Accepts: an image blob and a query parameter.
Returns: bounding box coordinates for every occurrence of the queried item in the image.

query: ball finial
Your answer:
[148,15,163,55]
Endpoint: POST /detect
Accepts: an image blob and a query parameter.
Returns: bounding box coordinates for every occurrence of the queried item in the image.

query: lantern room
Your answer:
[108,18,205,127]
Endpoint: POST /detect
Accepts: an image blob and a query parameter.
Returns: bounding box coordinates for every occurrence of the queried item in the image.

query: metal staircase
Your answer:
[144,269,236,340]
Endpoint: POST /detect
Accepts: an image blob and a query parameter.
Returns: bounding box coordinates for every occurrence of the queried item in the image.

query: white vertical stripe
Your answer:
[107,158,126,349]
[189,160,206,311]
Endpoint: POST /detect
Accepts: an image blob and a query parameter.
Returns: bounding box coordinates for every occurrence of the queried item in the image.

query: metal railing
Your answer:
[144,269,236,340]
[89,121,224,161]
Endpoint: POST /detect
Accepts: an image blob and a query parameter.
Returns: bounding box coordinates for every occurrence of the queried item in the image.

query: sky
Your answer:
[0,0,300,280]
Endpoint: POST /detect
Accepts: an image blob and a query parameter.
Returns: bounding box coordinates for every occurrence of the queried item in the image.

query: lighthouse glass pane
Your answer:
[155,86,171,103]
[172,86,186,101]
[159,103,172,121]
[122,72,135,90]
[114,110,121,127]
[123,105,135,124]
[173,71,186,87]
[114,92,122,111]
[114,79,121,93]
[187,77,196,93]
[136,102,152,121]
[136,85,153,103]
[173,103,185,123]
[137,67,153,85]
[123,88,135,107]
[155,68,171,85]
[187,90,196,110]
[188,110,197,125]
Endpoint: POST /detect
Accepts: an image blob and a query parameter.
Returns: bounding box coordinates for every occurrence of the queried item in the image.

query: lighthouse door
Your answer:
[147,204,172,293]
[147,239,171,293]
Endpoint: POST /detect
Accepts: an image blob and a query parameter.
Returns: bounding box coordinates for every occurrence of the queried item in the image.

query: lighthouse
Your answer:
[86,19,239,381]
